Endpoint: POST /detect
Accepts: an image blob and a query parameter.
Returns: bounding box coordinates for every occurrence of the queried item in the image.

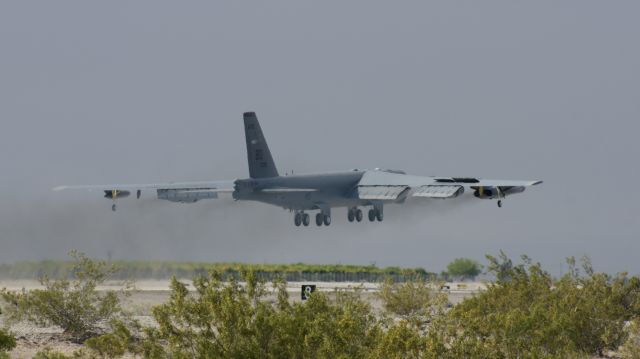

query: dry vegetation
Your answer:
[1,251,639,358]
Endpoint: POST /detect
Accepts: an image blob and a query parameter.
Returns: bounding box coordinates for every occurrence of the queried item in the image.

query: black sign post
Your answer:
[301,284,316,300]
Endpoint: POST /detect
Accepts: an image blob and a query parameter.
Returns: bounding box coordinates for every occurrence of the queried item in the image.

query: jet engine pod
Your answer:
[472,186,497,199]
[473,186,526,199]
[104,190,131,199]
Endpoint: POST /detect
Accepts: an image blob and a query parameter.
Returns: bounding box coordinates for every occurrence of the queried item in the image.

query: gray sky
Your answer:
[1,1,639,275]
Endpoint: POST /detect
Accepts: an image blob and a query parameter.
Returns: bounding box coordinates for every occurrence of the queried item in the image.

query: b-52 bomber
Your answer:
[55,112,542,227]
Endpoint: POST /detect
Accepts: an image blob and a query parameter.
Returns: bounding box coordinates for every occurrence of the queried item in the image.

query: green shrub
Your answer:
[0,328,16,353]
[142,271,381,358]
[1,251,131,342]
[377,276,448,327]
[85,320,139,359]
[32,348,81,359]
[621,320,640,359]
[443,252,640,358]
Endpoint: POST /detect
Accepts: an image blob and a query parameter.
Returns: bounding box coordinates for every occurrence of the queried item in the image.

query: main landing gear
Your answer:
[368,204,384,222]
[349,206,383,223]
[316,212,331,226]
[347,208,363,222]
[294,209,332,227]
[293,206,382,226]
[368,208,383,222]
[294,212,311,227]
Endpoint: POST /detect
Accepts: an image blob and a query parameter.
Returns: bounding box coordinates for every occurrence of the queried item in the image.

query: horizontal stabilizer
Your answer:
[357,185,409,200]
[412,185,464,199]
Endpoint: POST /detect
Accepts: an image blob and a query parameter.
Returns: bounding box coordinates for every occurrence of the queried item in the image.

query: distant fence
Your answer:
[0,261,436,283]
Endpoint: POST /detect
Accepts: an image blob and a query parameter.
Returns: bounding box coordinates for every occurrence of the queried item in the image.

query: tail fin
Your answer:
[243,112,279,178]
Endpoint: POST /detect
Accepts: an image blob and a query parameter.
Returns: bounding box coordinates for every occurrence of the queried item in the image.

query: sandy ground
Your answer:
[0,280,482,358]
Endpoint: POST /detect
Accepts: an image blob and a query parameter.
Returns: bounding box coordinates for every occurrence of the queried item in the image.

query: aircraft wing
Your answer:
[355,170,542,202]
[53,180,235,192]
[53,180,235,210]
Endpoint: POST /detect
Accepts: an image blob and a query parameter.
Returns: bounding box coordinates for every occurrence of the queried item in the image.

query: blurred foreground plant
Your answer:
[441,251,640,358]
[140,270,381,359]
[0,328,16,356]
[0,251,132,342]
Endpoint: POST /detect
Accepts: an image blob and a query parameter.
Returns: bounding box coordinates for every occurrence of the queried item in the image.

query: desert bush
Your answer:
[443,251,640,358]
[377,276,448,328]
[0,328,16,353]
[141,271,381,358]
[370,320,426,359]
[0,251,131,342]
[32,348,84,359]
[85,320,140,359]
[621,320,640,359]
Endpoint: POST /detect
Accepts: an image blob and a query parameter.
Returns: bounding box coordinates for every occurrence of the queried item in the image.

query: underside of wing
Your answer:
[53,180,235,192]
[53,180,235,208]
[356,185,410,200]
[411,185,465,199]
[356,170,542,205]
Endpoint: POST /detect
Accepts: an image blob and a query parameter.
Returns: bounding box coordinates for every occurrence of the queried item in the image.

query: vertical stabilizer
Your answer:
[243,112,279,178]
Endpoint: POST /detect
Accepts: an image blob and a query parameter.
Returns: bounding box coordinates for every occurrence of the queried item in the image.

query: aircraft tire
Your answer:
[355,209,363,222]
[294,213,302,226]
[316,213,323,226]
[302,213,310,226]
[112,204,117,212]
[368,209,376,222]
[376,210,383,222]
[323,215,331,226]
[348,210,355,222]
[497,200,503,208]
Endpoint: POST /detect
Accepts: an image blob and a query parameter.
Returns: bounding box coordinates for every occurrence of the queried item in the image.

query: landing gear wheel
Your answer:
[316,213,323,226]
[368,209,376,222]
[348,209,355,222]
[497,200,503,208]
[302,213,310,226]
[323,215,331,226]
[376,210,383,222]
[112,204,117,212]
[355,209,363,222]
[294,212,302,226]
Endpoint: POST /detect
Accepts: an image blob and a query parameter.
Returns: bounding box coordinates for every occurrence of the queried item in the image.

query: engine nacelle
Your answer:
[104,190,130,199]
[157,189,218,203]
[473,186,498,199]
[473,186,525,199]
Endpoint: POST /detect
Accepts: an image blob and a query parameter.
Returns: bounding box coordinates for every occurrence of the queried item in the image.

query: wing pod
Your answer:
[471,186,525,199]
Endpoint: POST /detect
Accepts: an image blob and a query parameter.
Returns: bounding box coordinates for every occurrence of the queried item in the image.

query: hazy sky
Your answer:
[1,1,639,275]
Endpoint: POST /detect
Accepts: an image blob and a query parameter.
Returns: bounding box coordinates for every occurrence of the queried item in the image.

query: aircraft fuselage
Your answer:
[233,170,366,210]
